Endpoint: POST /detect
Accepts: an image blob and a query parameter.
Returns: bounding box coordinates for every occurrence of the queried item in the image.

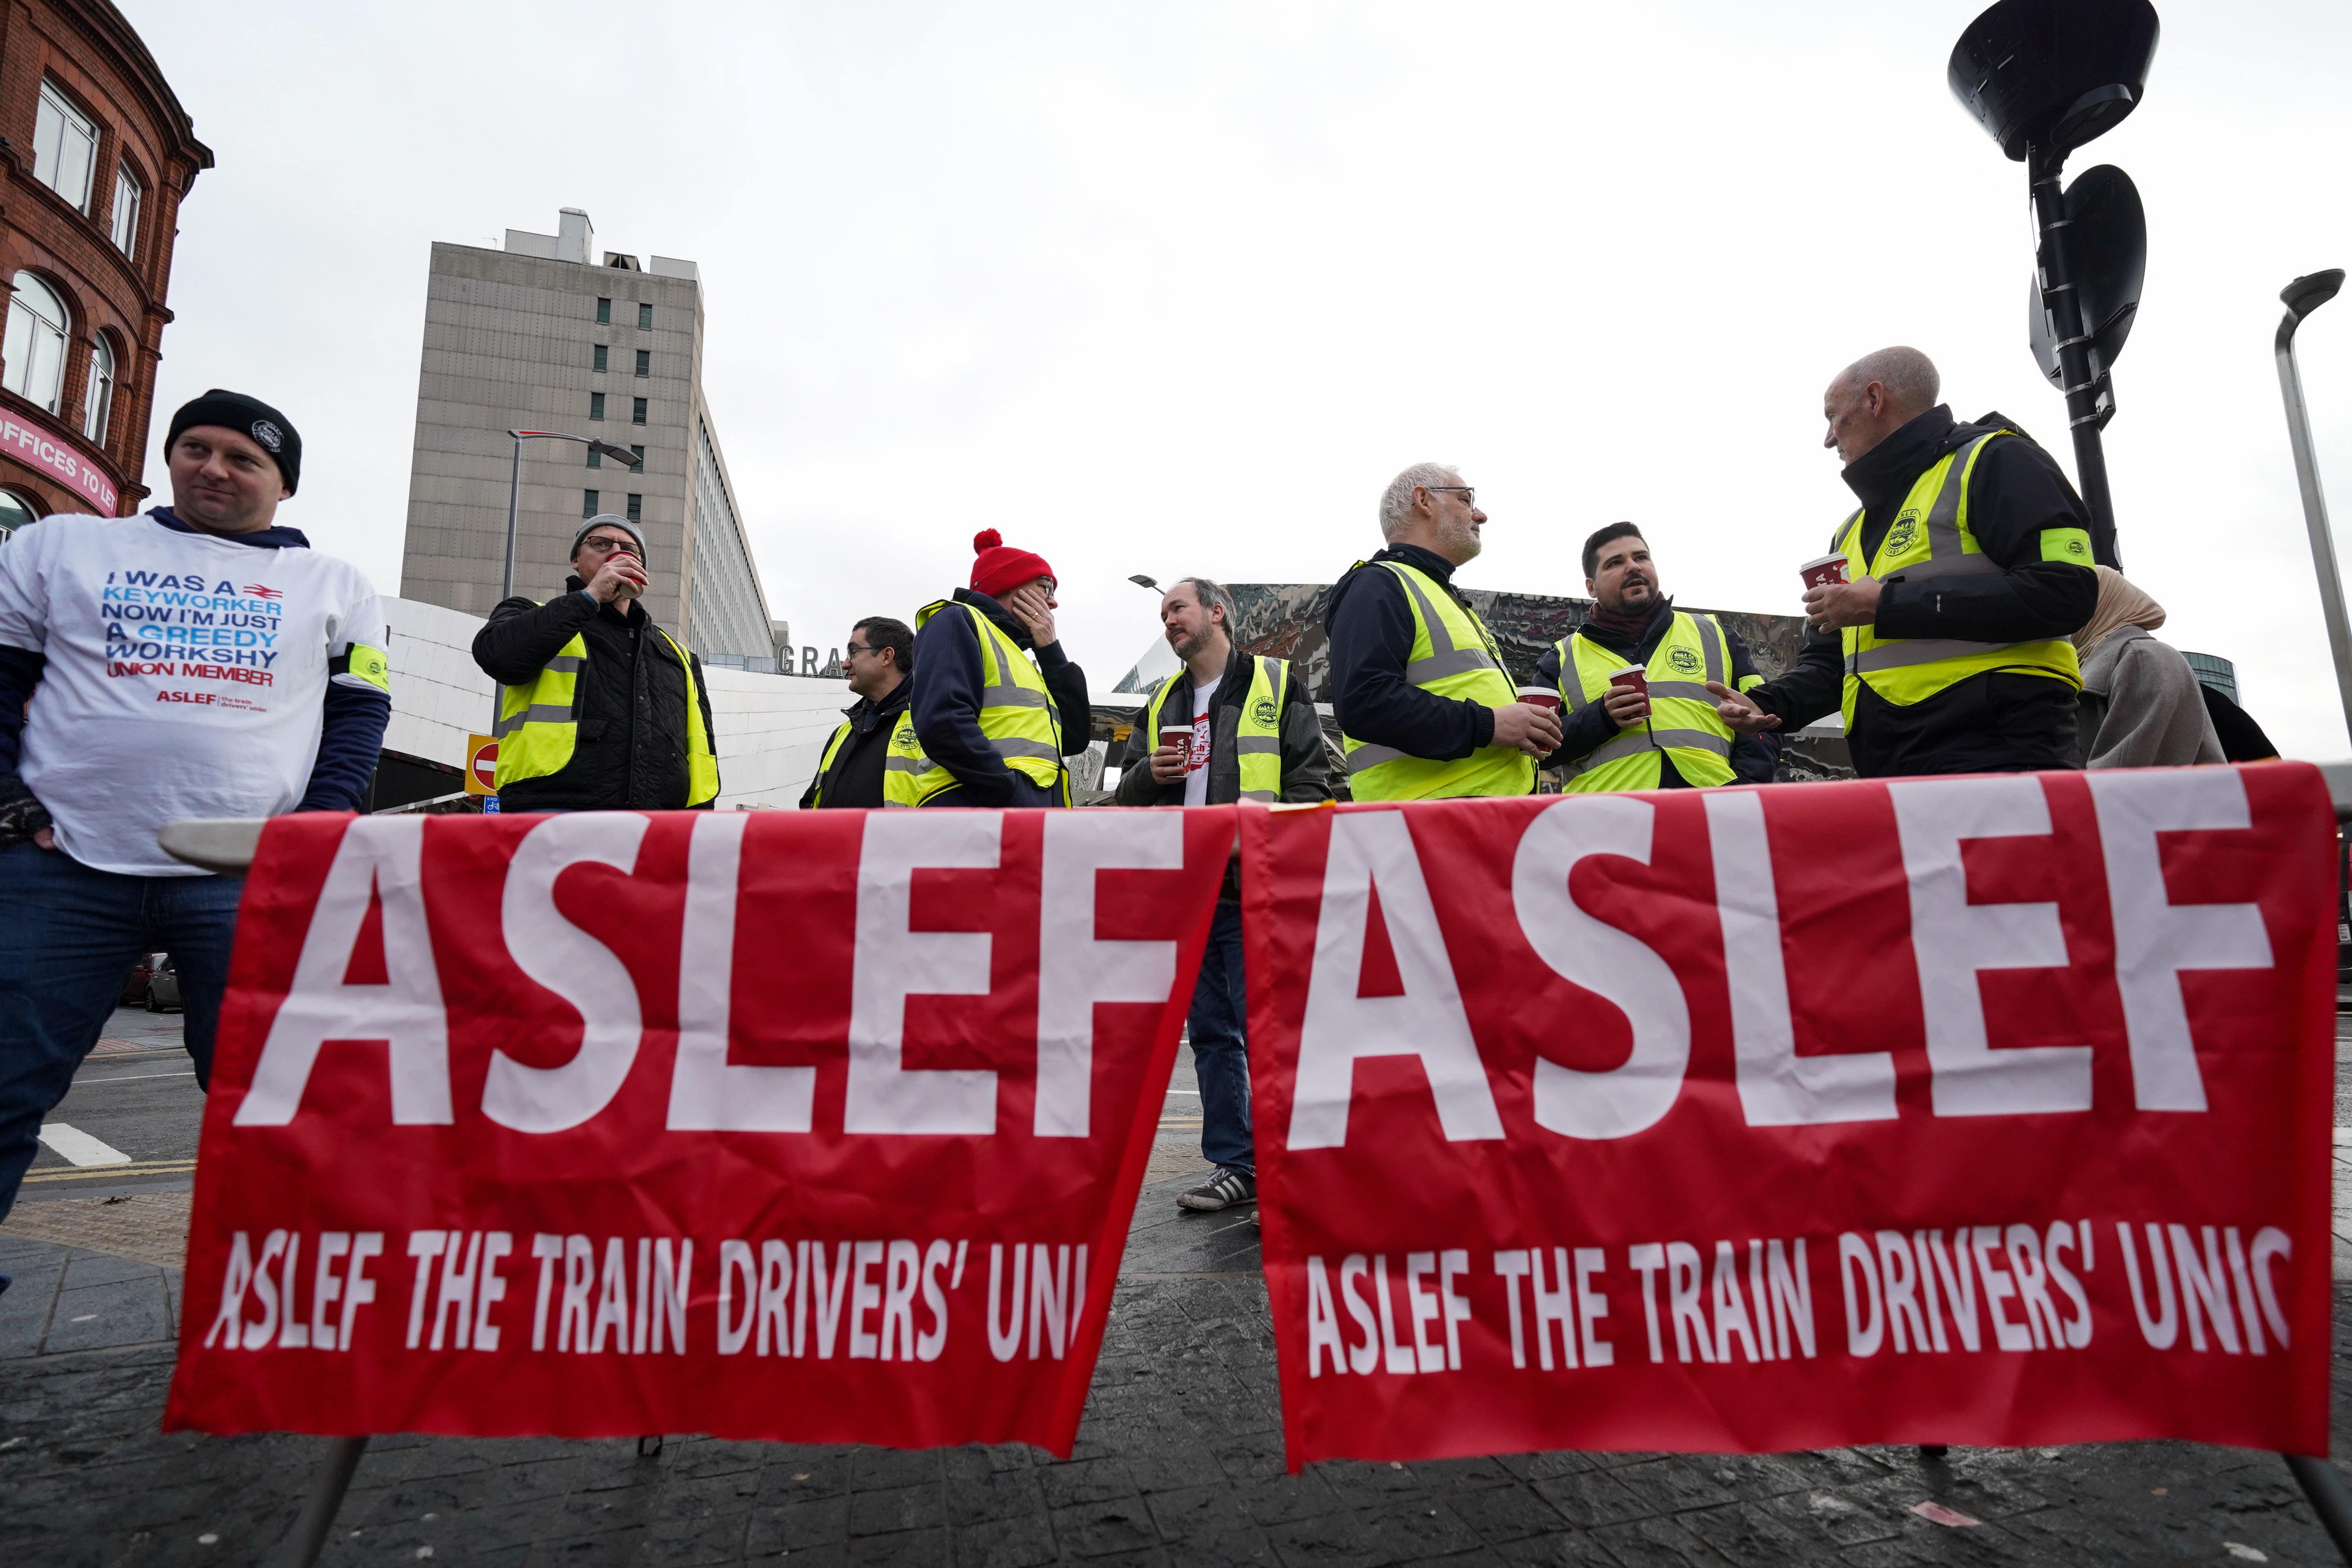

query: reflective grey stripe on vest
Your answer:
[1695,615,1726,687]
[1347,742,1408,773]
[1234,736,1281,755]
[1852,638,2034,673]
[981,684,1049,709]
[1406,645,1500,684]
[1922,433,1994,561]
[1891,554,2004,582]
[1240,789,1278,802]
[1573,726,1735,771]
[991,736,1063,762]
[493,703,575,737]
[884,755,938,774]
[1646,681,1716,702]
[544,655,584,673]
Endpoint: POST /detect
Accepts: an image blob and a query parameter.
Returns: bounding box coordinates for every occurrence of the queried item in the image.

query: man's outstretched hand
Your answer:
[1706,681,1782,735]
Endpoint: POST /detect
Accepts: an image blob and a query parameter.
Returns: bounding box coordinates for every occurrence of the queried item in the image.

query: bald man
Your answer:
[1710,347,2103,776]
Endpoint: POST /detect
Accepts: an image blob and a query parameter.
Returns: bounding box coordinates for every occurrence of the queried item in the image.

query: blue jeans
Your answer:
[0,844,243,1227]
[1189,901,1251,1176]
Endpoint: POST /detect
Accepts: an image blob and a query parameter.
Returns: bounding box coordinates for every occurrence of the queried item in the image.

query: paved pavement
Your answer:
[2,1024,2350,1565]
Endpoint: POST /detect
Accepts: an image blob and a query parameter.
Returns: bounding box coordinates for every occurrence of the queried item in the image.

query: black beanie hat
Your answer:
[166,389,301,495]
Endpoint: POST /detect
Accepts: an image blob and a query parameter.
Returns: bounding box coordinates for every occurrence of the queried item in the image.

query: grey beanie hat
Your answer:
[572,514,646,559]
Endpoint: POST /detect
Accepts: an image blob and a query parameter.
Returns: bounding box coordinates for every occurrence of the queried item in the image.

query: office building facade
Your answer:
[399,209,778,663]
[0,0,209,535]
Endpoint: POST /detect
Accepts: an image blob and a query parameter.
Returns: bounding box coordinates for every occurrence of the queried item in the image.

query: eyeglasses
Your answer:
[578,536,637,555]
[843,642,873,659]
[1424,485,1476,506]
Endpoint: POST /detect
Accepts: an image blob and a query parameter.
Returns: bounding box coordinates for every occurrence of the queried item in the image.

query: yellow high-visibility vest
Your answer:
[1833,430,2089,729]
[1555,611,1751,793]
[1341,560,1532,801]
[891,599,1069,806]
[1143,655,1291,802]
[493,614,717,804]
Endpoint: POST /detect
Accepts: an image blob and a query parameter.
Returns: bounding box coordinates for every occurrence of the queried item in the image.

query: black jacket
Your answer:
[472,578,718,811]
[1113,642,1332,808]
[1533,599,1779,786]
[909,588,1091,807]
[800,677,913,809]
[1324,544,1499,759]
[1744,406,2102,777]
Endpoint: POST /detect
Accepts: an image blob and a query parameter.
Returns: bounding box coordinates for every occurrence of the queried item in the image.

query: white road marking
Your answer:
[36,1123,131,1167]
[72,1071,196,1085]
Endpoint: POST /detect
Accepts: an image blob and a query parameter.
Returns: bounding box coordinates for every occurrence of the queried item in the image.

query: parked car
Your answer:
[121,953,156,1007]
[146,954,182,1013]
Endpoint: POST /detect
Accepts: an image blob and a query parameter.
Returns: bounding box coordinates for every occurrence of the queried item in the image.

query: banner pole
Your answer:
[2284,1455,2352,1561]
[275,1436,368,1568]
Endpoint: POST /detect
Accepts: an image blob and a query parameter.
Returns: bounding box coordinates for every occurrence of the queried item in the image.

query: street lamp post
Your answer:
[2275,270,2351,748]
[502,429,644,602]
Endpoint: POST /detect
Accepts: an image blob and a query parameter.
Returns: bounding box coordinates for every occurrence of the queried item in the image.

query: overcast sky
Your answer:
[129,1,2352,754]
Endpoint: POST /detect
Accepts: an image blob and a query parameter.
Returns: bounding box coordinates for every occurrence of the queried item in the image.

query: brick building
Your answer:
[0,0,207,536]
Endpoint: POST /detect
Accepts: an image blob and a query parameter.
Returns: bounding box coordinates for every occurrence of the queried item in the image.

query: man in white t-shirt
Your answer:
[1113,578,1330,1214]
[0,390,390,1254]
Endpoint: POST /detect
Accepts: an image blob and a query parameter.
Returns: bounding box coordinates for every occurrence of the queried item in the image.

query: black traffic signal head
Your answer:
[1949,0,2160,161]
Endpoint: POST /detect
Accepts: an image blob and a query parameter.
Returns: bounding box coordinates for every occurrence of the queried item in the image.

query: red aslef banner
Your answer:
[165,806,1235,1452]
[1243,766,2335,1468]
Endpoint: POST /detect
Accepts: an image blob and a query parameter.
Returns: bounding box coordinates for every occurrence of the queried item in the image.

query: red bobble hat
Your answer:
[968,529,1056,602]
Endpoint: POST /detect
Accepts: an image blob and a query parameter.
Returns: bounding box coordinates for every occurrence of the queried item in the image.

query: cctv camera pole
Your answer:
[2275,269,2352,748]
[2027,142,2122,567]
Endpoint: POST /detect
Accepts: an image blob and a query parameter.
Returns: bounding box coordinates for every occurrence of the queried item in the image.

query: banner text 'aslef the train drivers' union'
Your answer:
[1245,766,2334,1468]
[166,765,2333,1465]
[164,807,1235,1453]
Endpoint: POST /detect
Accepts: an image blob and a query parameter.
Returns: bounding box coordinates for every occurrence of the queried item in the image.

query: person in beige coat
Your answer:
[2072,567,2225,769]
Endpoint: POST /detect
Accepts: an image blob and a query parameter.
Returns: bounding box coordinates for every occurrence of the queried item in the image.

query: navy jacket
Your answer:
[1744,407,2102,778]
[909,588,1091,807]
[0,508,389,813]
[1534,599,1778,786]
[1324,544,1498,760]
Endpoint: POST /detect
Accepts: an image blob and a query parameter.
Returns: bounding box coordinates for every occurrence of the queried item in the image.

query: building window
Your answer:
[592,344,608,374]
[596,297,612,325]
[83,334,114,444]
[626,493,642,523]
[590,391,605,421]
[32,82,96,212]
[634,348,650,378]
[632,397,647,425]
[583,490,600,517]
[0,490,36,540]
[3,273,71,414]
[111,165,142,254]
[637,302,653,330]
[629,444,644,469]
[586,446,601,469]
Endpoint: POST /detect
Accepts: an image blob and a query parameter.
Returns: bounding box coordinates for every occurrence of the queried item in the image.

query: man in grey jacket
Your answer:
[1115,578,1329,1213]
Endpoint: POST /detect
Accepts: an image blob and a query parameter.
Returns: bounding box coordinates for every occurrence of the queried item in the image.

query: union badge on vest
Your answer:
[1885,509,1922,555]
[1668,646,1701,675]
[1252,698,1278,726]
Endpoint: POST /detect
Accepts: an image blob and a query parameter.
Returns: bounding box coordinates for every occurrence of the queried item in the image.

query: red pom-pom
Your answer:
[972,529,1002,554]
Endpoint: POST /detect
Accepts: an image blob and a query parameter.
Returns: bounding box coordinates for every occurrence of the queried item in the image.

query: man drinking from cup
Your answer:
[1536,523,1776,791]
[471,514,719,811]
[1706,346,2100,777]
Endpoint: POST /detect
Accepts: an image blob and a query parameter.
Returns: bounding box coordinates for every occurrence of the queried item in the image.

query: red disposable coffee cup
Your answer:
[610,550,644,599]
[1515,683,1563,713]
[1798,553,1850,590]
[1607,665,1648,697]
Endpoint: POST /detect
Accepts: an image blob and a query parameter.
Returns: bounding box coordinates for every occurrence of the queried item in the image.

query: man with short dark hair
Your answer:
[802,615,917,809]
[472,515,719,811]
[0,389,390,1252]
[1115,577,1329,1212]
[1710,347,2100,776]
[1537,524,1775,790]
